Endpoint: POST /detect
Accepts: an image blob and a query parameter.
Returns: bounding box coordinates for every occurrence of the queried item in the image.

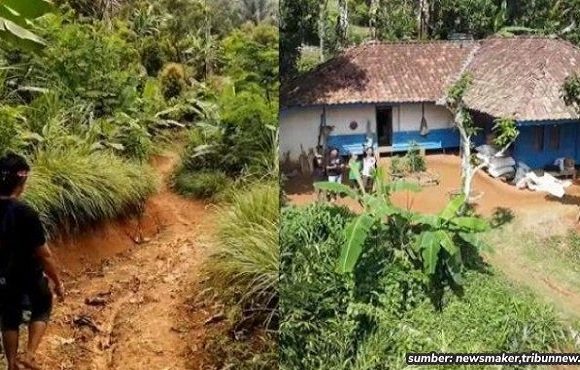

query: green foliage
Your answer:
[374,0,416,40]
[406,143,426,173]
[38,16,142,116]
[24,148,156,235]
[173,170,231,200]
[222,23,279,100]
[202,330,278,370]
[492,116,519,148]
[281,0,580,80]
[315,172,489,289]
[180,89,277,179]
[140,37,166,76]
[204,183,280,327]
[0,106,26,155]
[431,0,501,39]
[446,73,473,110]
[390,143,427,175]
[563,73,580,113]
[159,63,187,100]
[280,204,579,369]
[0,0,54,51]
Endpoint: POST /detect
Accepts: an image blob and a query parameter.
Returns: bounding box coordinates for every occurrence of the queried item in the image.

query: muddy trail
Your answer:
[33,152,215,370]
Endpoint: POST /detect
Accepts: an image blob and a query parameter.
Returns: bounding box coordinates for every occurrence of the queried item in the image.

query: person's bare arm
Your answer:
[36,244,65,301]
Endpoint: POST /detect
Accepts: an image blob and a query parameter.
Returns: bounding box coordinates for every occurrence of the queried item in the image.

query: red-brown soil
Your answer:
[29,152,216,369]
[286,154,580,219]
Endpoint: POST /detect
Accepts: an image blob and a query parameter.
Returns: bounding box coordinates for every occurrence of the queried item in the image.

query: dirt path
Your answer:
[35,152,214,370]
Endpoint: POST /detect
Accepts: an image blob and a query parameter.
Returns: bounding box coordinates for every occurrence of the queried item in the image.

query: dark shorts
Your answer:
[0,277,53,331]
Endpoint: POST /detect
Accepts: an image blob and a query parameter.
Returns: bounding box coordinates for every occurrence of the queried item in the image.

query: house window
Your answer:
[549,126,560,150]
[533,126,544,152]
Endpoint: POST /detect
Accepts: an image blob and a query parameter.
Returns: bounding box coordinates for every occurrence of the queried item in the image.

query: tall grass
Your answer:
[24,148,157,236]
[204,182,279,328]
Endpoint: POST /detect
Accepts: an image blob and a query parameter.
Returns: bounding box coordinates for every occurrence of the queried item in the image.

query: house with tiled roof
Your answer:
[280,37,580,169]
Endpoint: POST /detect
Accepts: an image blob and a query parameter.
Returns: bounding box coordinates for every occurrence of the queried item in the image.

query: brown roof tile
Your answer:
[281,40,477,107]
[282,37,580,122]
[463,37,580,121]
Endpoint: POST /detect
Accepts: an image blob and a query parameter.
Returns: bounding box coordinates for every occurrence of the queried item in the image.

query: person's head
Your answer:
[330,148,338,158]
[365,147,374,157]
[348,152,356,161]
[0,153,30,198]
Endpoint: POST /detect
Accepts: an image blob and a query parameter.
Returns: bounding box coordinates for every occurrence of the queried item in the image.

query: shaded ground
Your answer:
[31,152,216,369]
[285,154,580,320]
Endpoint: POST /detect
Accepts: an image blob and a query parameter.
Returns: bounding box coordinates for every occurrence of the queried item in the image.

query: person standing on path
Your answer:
[0,153,65,370]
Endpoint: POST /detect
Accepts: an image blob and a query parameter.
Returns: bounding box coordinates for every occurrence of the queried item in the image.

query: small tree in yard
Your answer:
[446,73,519,205]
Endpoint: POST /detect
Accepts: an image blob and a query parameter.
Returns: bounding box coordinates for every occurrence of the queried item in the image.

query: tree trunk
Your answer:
[455,108,472,201]
[417,0,429,39]
[336,0,349,48]
[319,0,328,62]
[369,0,378,39]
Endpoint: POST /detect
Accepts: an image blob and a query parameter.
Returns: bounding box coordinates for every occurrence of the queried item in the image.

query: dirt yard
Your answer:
[28,152,217,370]
[286,153,580,220]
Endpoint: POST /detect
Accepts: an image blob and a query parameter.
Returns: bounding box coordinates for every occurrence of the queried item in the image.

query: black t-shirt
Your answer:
[0,199,46,290]
[326,157,343,177]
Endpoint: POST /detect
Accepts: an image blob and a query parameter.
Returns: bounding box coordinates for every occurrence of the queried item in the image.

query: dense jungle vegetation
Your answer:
[281,0,580,77]
[0,0,279,368]
[0,0,277,232]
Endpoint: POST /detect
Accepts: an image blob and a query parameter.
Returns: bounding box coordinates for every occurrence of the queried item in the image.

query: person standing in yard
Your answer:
[326,148,344,184]
[326,148,345,202]
[312,152,326,202]
[347,152,361,188]
[362,147,377,192]
[0,153,65,370]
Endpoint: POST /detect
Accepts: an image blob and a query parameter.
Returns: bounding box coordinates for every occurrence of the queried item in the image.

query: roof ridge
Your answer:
[359,39,475,46]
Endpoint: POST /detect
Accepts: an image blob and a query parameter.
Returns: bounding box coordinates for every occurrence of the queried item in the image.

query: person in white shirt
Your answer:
[361,147,377,192]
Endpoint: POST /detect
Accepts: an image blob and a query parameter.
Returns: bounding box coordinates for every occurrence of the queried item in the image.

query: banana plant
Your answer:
[314,164,490,288]
[0,0,54,51]
[410,196,490,285]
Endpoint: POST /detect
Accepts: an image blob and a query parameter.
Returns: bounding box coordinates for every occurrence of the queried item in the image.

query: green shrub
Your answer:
[0,106,26,155]
[140,37,166,76]
[160,63,187,100]
[204,183,279,328]
[24,148,157,236]
[280,204,579,370]
[406,142,426,172]
[38,15,142,116]
[173,170,230,200]
[389,143,426,175]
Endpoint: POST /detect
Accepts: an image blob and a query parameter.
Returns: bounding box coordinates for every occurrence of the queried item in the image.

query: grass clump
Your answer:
[199,182,279,370]
[24,148,157,236]
[205,182,279,328]
[280,204,579,370]
[173,170,231,201]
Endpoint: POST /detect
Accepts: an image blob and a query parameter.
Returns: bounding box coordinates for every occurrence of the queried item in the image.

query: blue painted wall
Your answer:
[392,128,460,151]
[512,120,580,168]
